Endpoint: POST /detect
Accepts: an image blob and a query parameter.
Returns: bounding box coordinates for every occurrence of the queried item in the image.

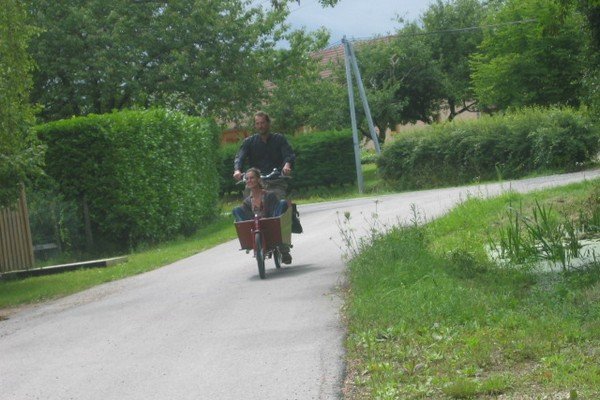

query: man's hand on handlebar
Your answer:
[282,162,292,176]
[233,170,243,181]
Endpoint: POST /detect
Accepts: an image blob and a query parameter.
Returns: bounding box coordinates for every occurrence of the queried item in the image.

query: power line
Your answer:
[251,2,538,48]
[404,18,538,37]
[334,18,538,45]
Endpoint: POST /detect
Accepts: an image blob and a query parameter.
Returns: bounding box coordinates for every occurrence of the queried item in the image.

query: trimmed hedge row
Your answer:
[36,109,220,248]
[378,107,600,189]
[219,143,242,195]
[219,129,356,195]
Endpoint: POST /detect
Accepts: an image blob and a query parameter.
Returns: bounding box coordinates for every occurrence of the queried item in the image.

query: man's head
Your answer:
[254,111,271,135]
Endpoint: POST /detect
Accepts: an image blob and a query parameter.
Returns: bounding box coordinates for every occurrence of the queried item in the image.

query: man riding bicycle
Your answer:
[233,111,296,264]
[233,111,295,199]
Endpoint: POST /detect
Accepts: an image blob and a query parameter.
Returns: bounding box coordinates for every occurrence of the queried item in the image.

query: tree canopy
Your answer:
[265,29,348,133]
[338,0,487,130]
[26,0,324,123]
[0,0,43,207]
[471,0,588,110]
[422,0,486,119]
[18,0,600,136]
[345,0,595,129]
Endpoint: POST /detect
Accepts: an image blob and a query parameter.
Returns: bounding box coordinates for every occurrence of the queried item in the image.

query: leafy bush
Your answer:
[361,149,379,164]
[36,109,220,249]
[291,129,356,190]
[219,143,242,196]
[219,129,356,194]
[529,108,597,170]
[27,176,83,254]
[378,107,599,189]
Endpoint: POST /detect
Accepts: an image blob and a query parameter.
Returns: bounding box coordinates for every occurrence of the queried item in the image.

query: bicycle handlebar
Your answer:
[237,168,290,184]
[262,168,288,180]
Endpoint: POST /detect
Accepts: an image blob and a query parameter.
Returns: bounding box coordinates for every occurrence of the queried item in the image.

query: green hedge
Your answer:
[219,129,356,195]
[219,143,242,195]
[291,130,356,190]
[378,107,600,189]
[36,109,220,248]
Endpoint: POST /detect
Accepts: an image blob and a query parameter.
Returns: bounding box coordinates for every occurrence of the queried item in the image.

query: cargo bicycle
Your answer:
[234,169,296,279]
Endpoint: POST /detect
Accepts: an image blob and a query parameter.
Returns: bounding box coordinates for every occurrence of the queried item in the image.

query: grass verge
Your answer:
[0,216,235,310]
[343,180,600,399]
[0,163,382,310]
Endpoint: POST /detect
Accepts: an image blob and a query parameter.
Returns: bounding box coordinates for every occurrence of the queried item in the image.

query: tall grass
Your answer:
[344,180,600,399]
[489,189,600,271]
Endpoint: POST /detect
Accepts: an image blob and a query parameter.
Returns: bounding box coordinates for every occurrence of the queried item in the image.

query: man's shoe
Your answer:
[281,251,292,265]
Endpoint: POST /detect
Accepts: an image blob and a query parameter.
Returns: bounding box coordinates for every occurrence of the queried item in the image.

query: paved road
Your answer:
[1,170,599,400]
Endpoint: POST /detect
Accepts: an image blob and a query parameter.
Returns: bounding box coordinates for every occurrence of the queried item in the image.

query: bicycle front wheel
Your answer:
[255,232,266,279]
[273,248,282,269]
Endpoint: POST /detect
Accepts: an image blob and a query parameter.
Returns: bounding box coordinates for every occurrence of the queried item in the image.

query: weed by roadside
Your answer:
[488,190,600,271]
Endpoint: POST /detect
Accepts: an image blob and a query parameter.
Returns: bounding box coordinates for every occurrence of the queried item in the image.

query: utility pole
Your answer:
[342,37,381,194]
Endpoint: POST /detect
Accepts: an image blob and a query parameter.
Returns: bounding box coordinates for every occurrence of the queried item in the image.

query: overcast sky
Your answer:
[284,0,435,44]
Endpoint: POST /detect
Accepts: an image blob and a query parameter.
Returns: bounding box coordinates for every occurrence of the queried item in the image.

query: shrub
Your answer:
[378,107,599,190]
[27,176,84,254]
[36,109,220,249]
[218,143,243,196]
[219,129,356,195]
[291,129,356,190]
[529,108,598,170]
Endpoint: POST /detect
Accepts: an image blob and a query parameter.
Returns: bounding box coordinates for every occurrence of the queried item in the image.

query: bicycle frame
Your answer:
[233,169,294,279]
[251,214,265,257]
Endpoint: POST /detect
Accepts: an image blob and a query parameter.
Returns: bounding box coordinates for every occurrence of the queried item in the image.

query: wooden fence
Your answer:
[0,186,34,273]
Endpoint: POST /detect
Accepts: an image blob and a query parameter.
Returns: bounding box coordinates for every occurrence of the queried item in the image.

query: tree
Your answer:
[559,0,600,50]
[0,0,43,207]
[471,0,589,110]
[422,0,487,120]
[354,23,446,129]
[558,0,600,115]
[265,29,348,133]
[26,0,314,123]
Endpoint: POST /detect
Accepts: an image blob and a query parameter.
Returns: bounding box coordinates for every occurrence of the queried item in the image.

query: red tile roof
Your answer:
[311,36,395,79]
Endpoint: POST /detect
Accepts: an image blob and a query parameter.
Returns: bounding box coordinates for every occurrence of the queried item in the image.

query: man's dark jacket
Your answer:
[234,133,295,174]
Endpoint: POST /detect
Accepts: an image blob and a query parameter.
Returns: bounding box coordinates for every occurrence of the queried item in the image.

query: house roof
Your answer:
[311,36,396,79]
[312,43,345,79]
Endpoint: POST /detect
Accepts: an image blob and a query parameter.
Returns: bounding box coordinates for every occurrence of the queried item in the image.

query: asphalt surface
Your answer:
[1,170,599,400]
